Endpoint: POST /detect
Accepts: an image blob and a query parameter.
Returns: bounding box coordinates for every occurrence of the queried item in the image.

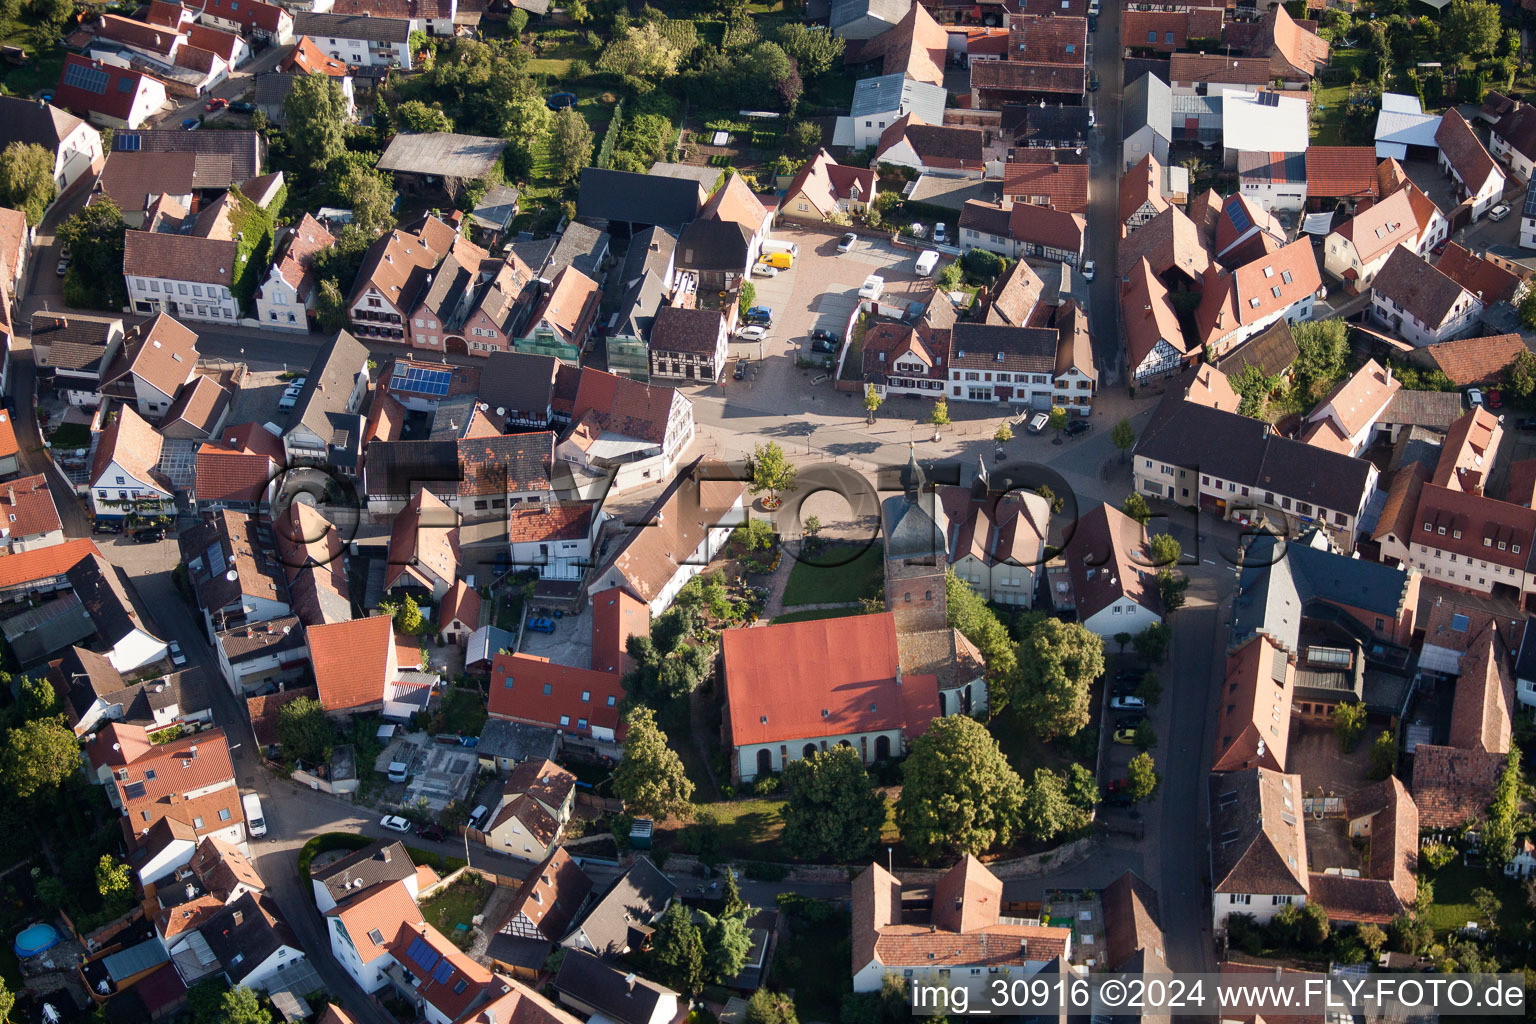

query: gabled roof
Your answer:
[1334,186,1421,265]
[1436,108,1501,191]
[563,856,675,957]
[553,949,676,1024]
[1212,319,1298,379]
[1062,502,1160,621]
[284,35,350,76]
[502,847,593,942]
[177,508,286,614]
[1433,242,1522,305]
[568,368,683,447]
[312,839,415,904]
[1119,153,1169,223]
[326,879,421,966]
[123,230,238,290]
[101,311,198,400]
[1123,72,1173,139]
[527,265,601,345]
[783,150,876,220]
[1371,246,1476,329]
[293,11,410,43]
[378,132,506,180]
[195,422,283,507]
[290,330,369,445]
[1194,237,1322,345]
[54,56,158,125]
[112,128,263,186]
[1116,204,1210,280]
[0,537,99,592]
[845,0,946,84]
[1422,332,1527,385]
[1306,146,1381,199]
[1121,256,1186,372]
[1492,101,1536,162]
[384,488,460,592]
[488,654,623,739]
[92,404,168,494]
[576,167,705,229]
[1169,52,1270,85]
[0,474,62,540]
[309,615,395,712]
[1213,634,1293,773]
[877,114,987,170]
[1209,767,1309,896]
[1411,744,1508,828]
[0,96,89,153]
[1000,159,1089,214]
[97,151,199,214]
[1448,621,1515,753]
[1101,871,1166,974]
[1261,5,1328,77]
[1307,358,1400,439]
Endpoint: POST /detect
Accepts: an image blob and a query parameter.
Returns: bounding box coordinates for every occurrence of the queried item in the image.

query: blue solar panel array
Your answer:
[406,936,440,973]
[432,960,455,985]
[391,365,452,396]
[116,134,142,151]
[1227,201,1252,235]
[63,62,109,95]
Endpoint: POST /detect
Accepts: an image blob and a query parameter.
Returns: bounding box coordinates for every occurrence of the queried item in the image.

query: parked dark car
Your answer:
[416,823,447,842]
[810,328,838,341]
[811,339,837,354]
[229,100,256,113]
[1088,72,1100,91]
[1113,669,1145,683]
[742,305,773,325]
[93,521,123,534]
[1518,418,1536,431]
[1103,779,1134,807]
[133,527,165,543]
[733,359,747,380]
[1065,418,1091,436]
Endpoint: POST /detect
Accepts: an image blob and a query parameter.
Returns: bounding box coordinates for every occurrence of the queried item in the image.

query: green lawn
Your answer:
[1312,49,1364,147]
[706,796,788,857]
[771,607,864,625]
[780,544,883,607]
[420,874,493,937]
[437,687,487,737]
[47,422,90,450]
[658,693,718,801]
[989,708,1074,781]
[1420,861,1529,939]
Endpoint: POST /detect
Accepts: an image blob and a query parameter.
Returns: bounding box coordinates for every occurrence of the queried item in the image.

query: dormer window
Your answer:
[1437,526,1446,535]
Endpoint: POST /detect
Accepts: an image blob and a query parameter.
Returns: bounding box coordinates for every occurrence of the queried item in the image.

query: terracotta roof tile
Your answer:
[488,654,623,739]
[1411,744,1508,828]
[91,405,168,494]
[1433,242,1521,305]
[384,488,460,593]
[502,847,592,941]
[309,615,395,712]
[0,537,99,591]
[438,579,481,631]
[1001,160,1089,214]
[1305,147,1380,200]
[0,474,62,542]
[123,230,239,290]
[506,502,593,544]
[1213,635,1292,772]
[1209,767,1309,896]
[590,586,649,677]
[1422,333,1528,386]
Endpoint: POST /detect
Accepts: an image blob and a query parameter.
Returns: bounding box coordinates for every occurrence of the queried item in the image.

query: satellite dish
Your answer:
[75,449,86,457]
[112,743,121,751]
[496,407,505,416]
[225,569,239,581]
[478,403,488,411]
[282,625,291,634]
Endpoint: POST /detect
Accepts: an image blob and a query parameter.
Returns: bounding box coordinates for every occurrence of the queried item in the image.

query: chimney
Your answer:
[232,910,243,927]
[383,847,391,862]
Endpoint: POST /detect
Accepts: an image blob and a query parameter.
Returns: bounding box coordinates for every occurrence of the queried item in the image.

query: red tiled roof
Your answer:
[0,410,18,463]
[1411,482,1536,572]
[327,879,421,966]
[1436,109,1501,192]
[186,23,242,62]
[1422,333,1528,386]
[1212,634,1292,773]
[1122,256,1187,373]
[1119,154,1169,224]
[1194,238,1321,346]
[309,615,395,712]
[438,579,480,631]
[384,488,460,593]
[284,36,350,76]
[590,586,649,677]
[1001,160,1089,214]
[247,685,319,748]
[101,311,198,401]
[1447,623,1515,753]
[488,654,624,739]
[1169,52,1271,85]
[0,537,99,591]
[100,14,182,56]
[722,612,940,747]
[55,55,160,125]
[195,423,283,506]
[1411,744,1508,828]
[1434,242,1522,305]
[506,502,592,544]
[91,404,168,495]
[0,474,63,541]
[123,230,238,289]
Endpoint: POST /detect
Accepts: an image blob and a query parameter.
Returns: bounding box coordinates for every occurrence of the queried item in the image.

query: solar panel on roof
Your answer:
[206,543,226,577]
[116,134,141,151]
[406,936,440,972]
[390,366,452,397]
[123,781,146,800]
[62,62,110,95]
[432,959,455,985]
[1227,201,1252,234]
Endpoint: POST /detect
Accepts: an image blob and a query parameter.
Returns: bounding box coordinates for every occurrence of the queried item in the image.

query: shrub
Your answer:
[745,861,790,881]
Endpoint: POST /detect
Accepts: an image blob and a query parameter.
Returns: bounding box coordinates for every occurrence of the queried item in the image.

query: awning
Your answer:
[1418,644,1462,675]
[1302,212,1335,236]
[1375,142,1408,159]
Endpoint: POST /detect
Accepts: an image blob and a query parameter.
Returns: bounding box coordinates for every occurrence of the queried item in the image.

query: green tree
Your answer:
[1135,671,1162,706]
[1443,0,1501,58]
[1132,622,1171,664]
[937,261,961,290]
[1122,492,1151,525]
[1331,702,1367,753]
[650,902,706,995]
[1019,768,1089,842]
[1148,532,1181,568]
[96,854,132,917]
[395,594,424,634]
[744,988,799,1024]
[501,92,552,151]
[336,164,399,239]
[0,978,18,1024]
[598,21,685,79]
[1014,618,1104,740]
[1299,901,1331,945]
[1358,923,1387,955]
[1126,752,1160,802]
[1368,730,1398,780]
[945,570,1016,717]
[276,696,334,764]
[568,0,588,20]
[1156,569,1190,613]
[612,706,694,819]
[316,279,348,333]
[1519,289,1536,331]
[217,985,271,1024]
[782,746,885,862]
[789,120,822,155]
[548,107,594,185]
[394,99,455,133]
[284,73,349,170]
[1133,719,1157,751]
[1048,407,1069,435]
[1111,418,1136,459]
[864,384,883,423]
[928,397,951,427]
[58,198,128,310]
[1503,349,1536,402]
[0,142,57,225]
[31,0,74,35]
[994,421,1013,443]
[18,675,55,720]
[773,22,845,76]
[749,441,798,502]
[1291,318,1351,399]
[720,868,746,921]
[738,280,757,317]
[699,909,753,982]
[1034,484,1064,514]
[1481,749,1522,864]
[2,717,81,800]
[896,715,1024,861]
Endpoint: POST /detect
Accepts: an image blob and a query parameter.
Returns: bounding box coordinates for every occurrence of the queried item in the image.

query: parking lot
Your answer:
[724,225,951,401]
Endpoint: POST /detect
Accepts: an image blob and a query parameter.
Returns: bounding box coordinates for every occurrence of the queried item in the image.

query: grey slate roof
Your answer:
[1232,534,1411,654]
[577,168,705,229]
[113,129,263,185]
[474,717,557,762]
[311,839,415,903]
[0,96,88,153]
[1380,389,1465,431]
[67,552,152,649]
[554,949,677,1024]
[477,351,559,425]
[289,330,369,445]
[293,11,411,43]
[612,270,668,341]
[469,185,521,231]
[543,221,610,279]
[562,855,676,957]
[620,226,677,288]
[830,0,911,31]
[1123,72,1173,139]
[199,893,299,984]
[649,306,723,355]
[253,72,300,124]
[3,594,93,667]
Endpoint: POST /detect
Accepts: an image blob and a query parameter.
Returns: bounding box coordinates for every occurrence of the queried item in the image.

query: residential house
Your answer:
[552,951,679,1024]
[1323,185,1440,293]
[489,848,592,967]
[1119,154,1171,233]
[1133,395,1380,548]
[213,619,309,695]
[377,132,507,204]
[1521,189,1536,250]
[674,173,771,294]
[1235,150,1309,217]
[1437,109,1506,221]
[967,13,1088,108]
[555,368,696,494]
[382,488,460,602]
[780,149,875,224]
[1000,155,1089,215]
[0,413,16,481]
[123,231,240,322]
[0,208,30,305]
[54,55,167,130]
[196,0,293,43]
[938,481,1050,606]
[517,266,602,361]
[283,330,371,468]
[477,761,576,862]
[98,312,198,420]
[1122,256,1194,388]
[1057,502,1164,638]
[1435,242,1525,306]
[1208,767,1309,932]
[507,502,600,583]
[467,184,520,248]
[957,200,1086,267]
[1239,5,1329,86]
[291,13,409,69]
[487,654,625,760]
[1374,472,1536,599]
[308,614,435,718]
[722,612,959,782]
[850,857,1072,994]
[1210,194,1287,266]
[88,723,245,846]
[33,312,125,407]
[1122,72,1172,172]
[178,510,290,639]
[647,307,729,384]
[69,551,169,671]
[1488,100,1536,181]
[873,114,988,177]
[1212,634,1295,773]
[109,128,264,188]
[193,422,284,513]
[311,839,424,913]
[560,856,675,957]
[584,459,745,613]
[0,537,101,605]
[575,168,707,233]
[1101,871,1167,976]
[90,404,174,522]
[1371,247,1483,346]
[364,433,555,519]
[0,96,105,195]
[1191,238,1322,358]
[256,213,335,331]
[836,73,947,150]
[346,221,450,346]
[1306,146,1383,212]
[437,580,480,646]
[0,475,64,552]
[842,0,945,85]
[196,893,306,994]
[1169,53,1273,97]
[1116,204,1212,288]
[158,374,233,441]
[1300,359,1401,456]
[1221,91,1310,171]
[858,320,950,401]
[330,0,453,34]
[56,646,211,738]
[1418,333,1530,386]
[186,23,252,70]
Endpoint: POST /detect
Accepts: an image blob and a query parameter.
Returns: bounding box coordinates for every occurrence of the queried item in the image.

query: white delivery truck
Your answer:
[759,239,799,259]
[915,250,940,277]
[243,793,267,838]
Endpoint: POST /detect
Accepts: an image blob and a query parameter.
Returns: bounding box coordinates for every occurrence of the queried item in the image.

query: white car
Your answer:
[837,232,857,253]
[168,641,187,667]
[1109,695,1146,711]
[858,275,885,300]
[1467,387,1485,408]
[278,393,298,411]
[932,222,947,245]
[751,262,779,278]
[1026,412,1050,434]
[1081,259,1096,281]
[1489,204,1511,222]
[915,250,940,277]
[380,815,412,833]
[736,325,769,342]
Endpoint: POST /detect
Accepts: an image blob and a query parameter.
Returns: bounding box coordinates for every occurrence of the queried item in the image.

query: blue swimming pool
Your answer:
[14,923,59,958]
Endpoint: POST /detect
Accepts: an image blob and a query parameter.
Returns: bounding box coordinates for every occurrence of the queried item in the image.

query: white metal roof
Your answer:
[1222,92,1309,153]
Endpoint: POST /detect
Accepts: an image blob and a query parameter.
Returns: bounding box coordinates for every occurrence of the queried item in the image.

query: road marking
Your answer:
[1202,559,1215,566]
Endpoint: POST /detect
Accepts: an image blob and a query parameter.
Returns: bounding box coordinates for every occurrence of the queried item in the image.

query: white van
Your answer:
[242,793,266,838]
[759,239,799,259]
[915,250,940,278]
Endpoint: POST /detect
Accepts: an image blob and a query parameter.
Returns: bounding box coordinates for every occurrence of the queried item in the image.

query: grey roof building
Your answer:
[476,351,560,428]
[554,948,679,1024]
[577,168,707,231]
[561,855,676,957]
[540,221,611,280]
[469,184,521,236]
[293,12,412,44]
[287,330,370,459]
[310,839,416,906]
[1122,72,1173,170]
[474,716,557,766]
[2,593,94,667]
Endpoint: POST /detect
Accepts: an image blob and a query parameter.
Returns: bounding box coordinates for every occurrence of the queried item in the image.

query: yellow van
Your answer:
[758,251,792,270]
